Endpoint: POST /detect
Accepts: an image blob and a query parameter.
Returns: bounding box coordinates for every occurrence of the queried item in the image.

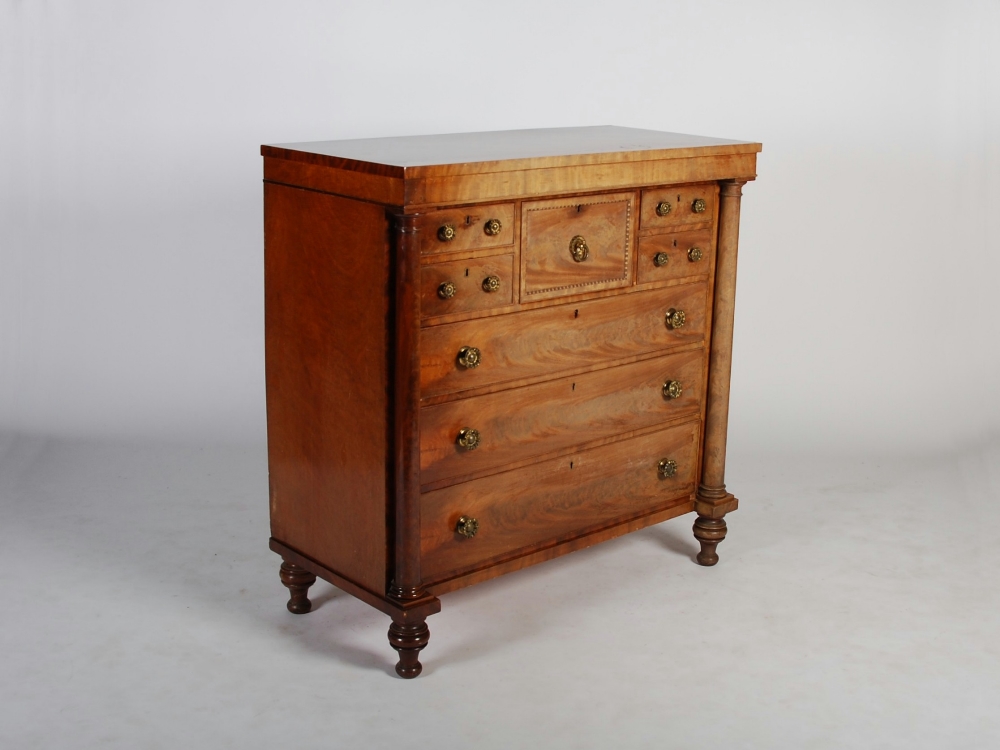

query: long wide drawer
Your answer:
[420,283,709,399]
[420,419,701,583]
[420,348,705,487]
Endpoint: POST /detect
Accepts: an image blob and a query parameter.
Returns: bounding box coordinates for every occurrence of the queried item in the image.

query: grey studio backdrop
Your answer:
[3,1,999,453]
[3,2,1000,749]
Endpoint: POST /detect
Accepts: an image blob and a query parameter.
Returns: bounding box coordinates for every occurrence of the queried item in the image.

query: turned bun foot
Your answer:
[279,561,317,614]
[693,515,728,566]
[388,618,430,679]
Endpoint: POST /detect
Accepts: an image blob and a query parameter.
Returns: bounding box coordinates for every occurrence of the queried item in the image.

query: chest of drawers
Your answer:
[261,126,760,678]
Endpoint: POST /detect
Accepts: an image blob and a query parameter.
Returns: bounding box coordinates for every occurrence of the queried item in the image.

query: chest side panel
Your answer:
[264,183,390,594]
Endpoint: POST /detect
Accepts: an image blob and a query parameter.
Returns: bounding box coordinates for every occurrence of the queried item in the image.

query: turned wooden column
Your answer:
[694,178,748,564]
[389,212,425,604]
[386,212,437,677]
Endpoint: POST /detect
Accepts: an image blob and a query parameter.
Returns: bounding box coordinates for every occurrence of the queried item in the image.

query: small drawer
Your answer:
[417,203,514,255]
[637,229,714,285]
[420,420,700,582]
[641,183,716,230]
[521,192,633,301]
[421,283,709,399]
[420,349,705,487]
[421,254,514,319]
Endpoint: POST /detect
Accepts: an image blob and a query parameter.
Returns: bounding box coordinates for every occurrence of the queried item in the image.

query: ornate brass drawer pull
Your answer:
[656,201,672,216]
[653,251,669,267]
[455,515,480,538]
[483,218,502,236]
[663,380,683,399]
[688,247,704,262]
[456,428,481,451]
[657,459,678,478]
[437,281,457,299]
[665,308,686,330]
[438,224,456,242]
[692,198,707,214]
[569,235,589,262]
[482,275,501,293]
[457,346,481,369]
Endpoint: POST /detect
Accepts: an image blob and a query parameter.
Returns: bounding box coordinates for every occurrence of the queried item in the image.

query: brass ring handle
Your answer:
[692,198,707,214]
[655,201,672,217]
[688,247,704,262]
[665,308,687,330]
[483,218,502,236]
[438,224,456,242]
[482,275,501,293]
[456,428,481,451]
[457,346,481,369]
[653,252,669,267]
[438,281,457,299]
[569,235,589,262]
[455,515,480,538]
[663,380,683,399]
[657,459,678,479]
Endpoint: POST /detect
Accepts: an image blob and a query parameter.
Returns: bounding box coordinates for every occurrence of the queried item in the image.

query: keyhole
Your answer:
[673,239,677,247]
[677,194,681,202]
[465,216,472,225]
[572,383,576,391]
[465,268,469,277]
[574,309,579,318]
[576,205,582,213]
[570,461,574,469]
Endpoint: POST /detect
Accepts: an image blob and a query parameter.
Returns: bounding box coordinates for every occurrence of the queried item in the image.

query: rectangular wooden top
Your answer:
[261,126,761,206]
[261,126,761,178]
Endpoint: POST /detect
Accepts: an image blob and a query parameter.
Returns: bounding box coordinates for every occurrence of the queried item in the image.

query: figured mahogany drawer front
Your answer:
[421,283,708,399]
[417,203,515,255]
[637,229,714,285]
[421,254,514,319]
[521,192,632,301]
[420,420,700,582]
[641,183,716,230]
[420,348,704,486]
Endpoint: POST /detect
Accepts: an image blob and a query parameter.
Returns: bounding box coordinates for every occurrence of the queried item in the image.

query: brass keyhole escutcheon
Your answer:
[482,275,501,293]
[653,251,669,267]
[456,428,481,451]
[457,346,481,369]
[692,198,707,214]
[657,459,678,479]
[665,308,686,330]
[455,515,480,538]
[438,224,456,242]
[688,247,704,262]
[438,281,457,299]
[663,380,683,399]
[483,218,502,236]
[656,201,672,217]
[569,235,589,262]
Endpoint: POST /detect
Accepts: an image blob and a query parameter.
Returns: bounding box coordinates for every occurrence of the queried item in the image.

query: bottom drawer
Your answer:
[420,419,701,582]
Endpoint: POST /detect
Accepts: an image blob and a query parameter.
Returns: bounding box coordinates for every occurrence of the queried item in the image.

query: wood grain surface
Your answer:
[640,183,718,231]
[424,499,695,595]
[416,203,514,255]
[521,192,634,301]
[637,228,715,286]
[264,183,389,593]
[420,420,701,582]
[420,253,515,318]
[420,283,709,399]
[263,126,760,174]
[419,348,705,486]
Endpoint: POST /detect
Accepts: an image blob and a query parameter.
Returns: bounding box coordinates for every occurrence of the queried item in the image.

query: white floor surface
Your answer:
[1,435,999,749]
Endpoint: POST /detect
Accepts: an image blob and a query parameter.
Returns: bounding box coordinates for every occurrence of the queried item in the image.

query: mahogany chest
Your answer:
[261,126,761,677]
